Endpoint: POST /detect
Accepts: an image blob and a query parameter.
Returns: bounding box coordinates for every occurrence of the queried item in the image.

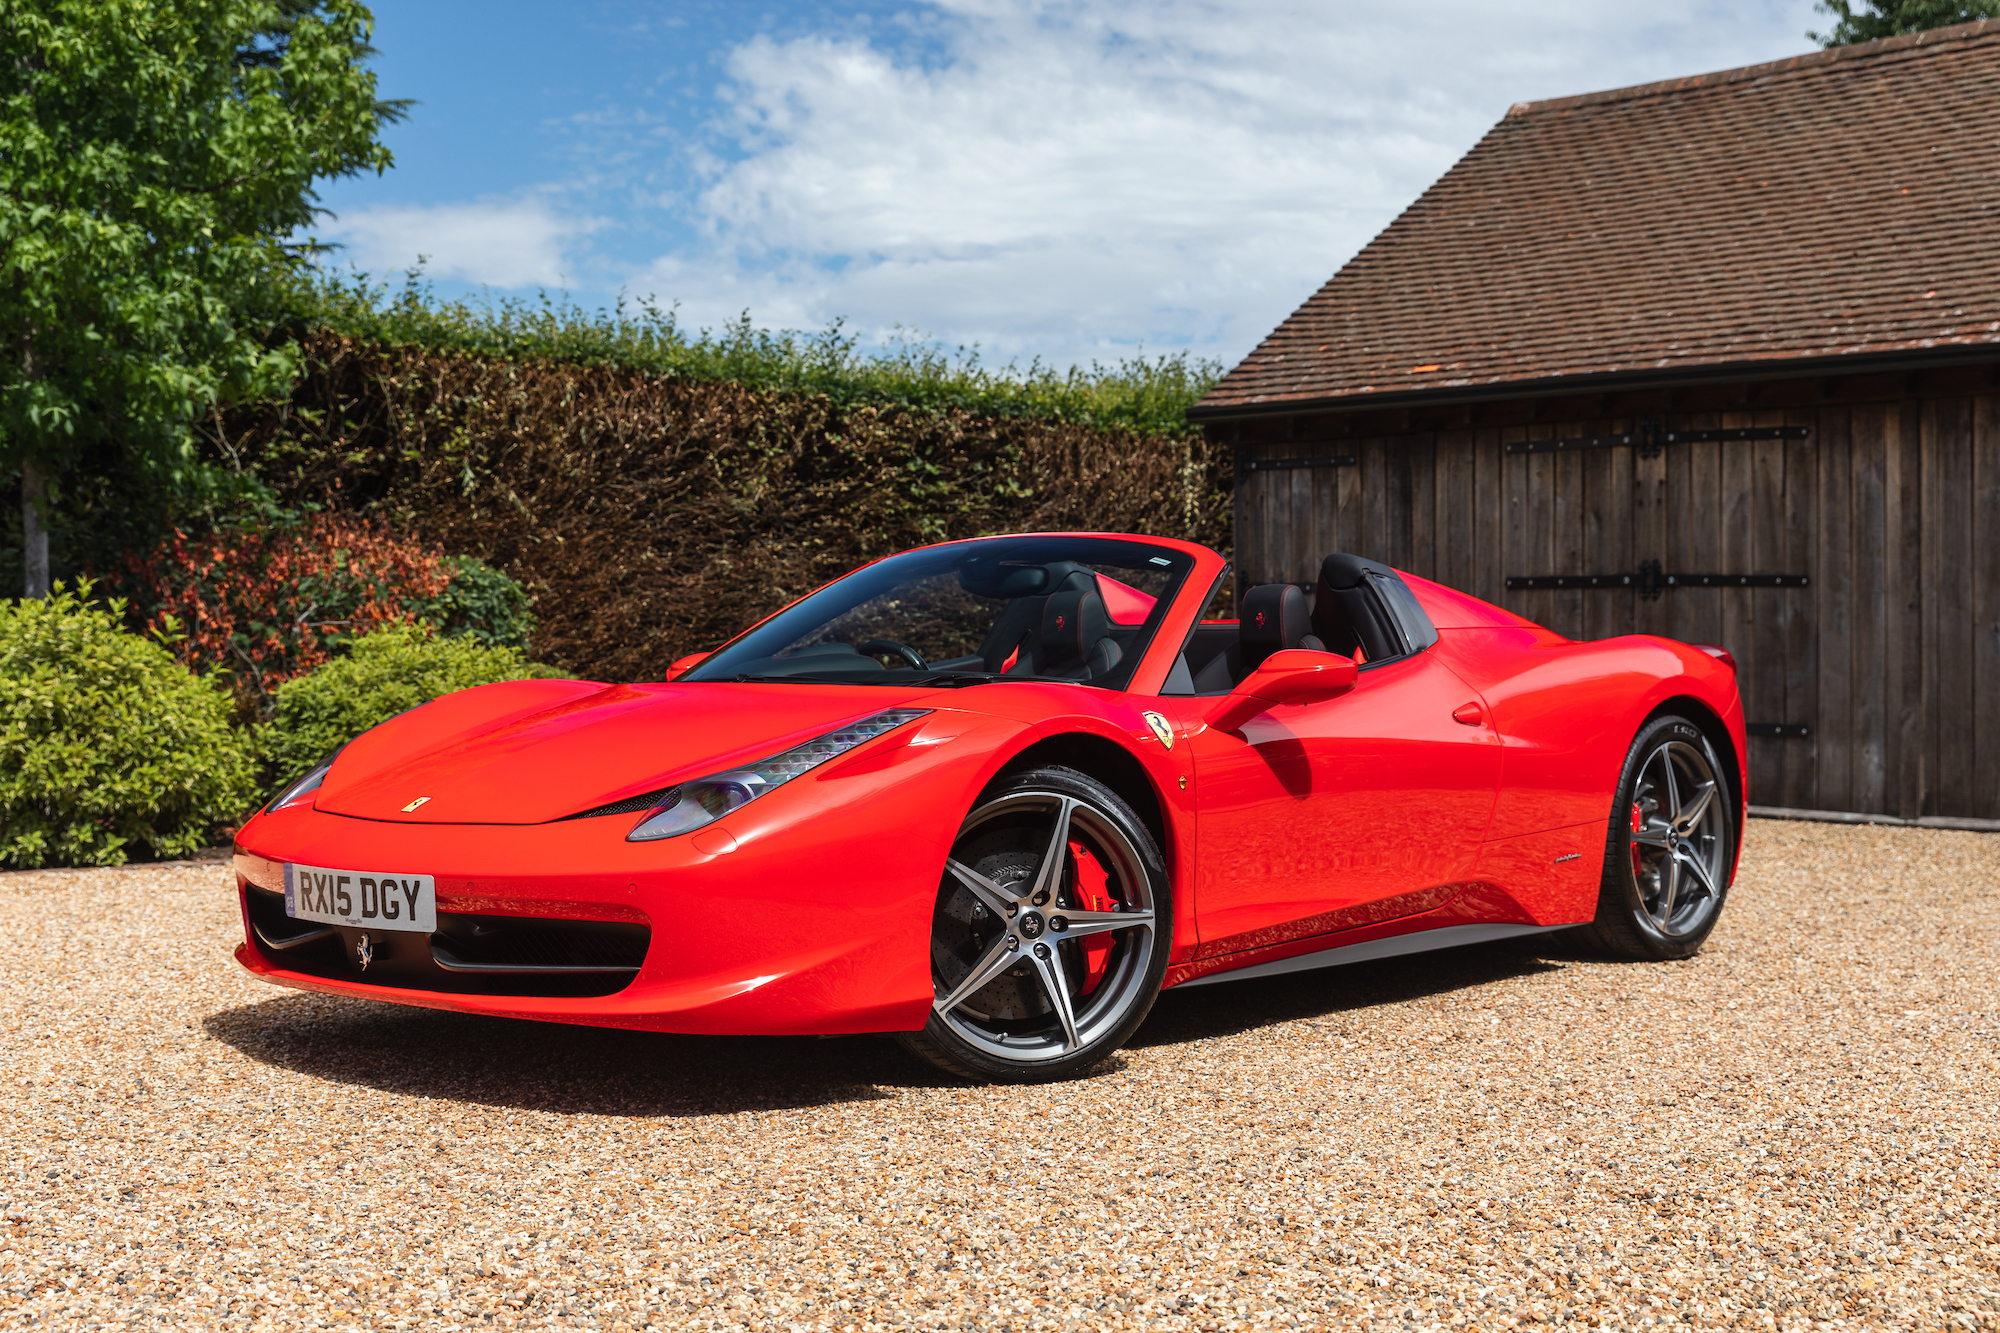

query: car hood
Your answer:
[313,679,935,825]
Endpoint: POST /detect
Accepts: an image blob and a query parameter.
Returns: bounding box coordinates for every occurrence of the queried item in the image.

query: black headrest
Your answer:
[1239,584,1312,670]
[958,557,1094,599]
[1039,588,1110,670]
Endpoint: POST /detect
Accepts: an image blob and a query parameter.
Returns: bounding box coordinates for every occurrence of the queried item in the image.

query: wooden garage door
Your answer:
[1231,396,2000,821]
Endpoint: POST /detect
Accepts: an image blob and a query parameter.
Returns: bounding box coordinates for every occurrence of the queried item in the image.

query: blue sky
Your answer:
[315,0,1828,369]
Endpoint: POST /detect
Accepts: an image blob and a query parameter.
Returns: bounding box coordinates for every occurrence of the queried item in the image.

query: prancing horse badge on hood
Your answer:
[1142,711,1175,750]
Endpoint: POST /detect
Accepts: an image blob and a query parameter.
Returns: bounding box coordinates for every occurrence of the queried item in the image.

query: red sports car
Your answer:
[233,533,1744,1081]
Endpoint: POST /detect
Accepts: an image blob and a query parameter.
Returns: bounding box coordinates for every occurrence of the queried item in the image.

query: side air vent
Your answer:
[561,787,677,821]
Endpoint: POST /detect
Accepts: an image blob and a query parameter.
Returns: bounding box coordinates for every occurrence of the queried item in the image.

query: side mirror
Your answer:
[1204,649,1357,732]
[666,651,711,681]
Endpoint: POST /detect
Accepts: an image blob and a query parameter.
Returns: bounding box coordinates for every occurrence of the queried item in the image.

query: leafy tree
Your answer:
[1810,0,2000,44]
[0,0,404,597]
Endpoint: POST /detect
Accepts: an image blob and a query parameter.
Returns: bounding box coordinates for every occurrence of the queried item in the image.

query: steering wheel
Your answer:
[858,639,929,672]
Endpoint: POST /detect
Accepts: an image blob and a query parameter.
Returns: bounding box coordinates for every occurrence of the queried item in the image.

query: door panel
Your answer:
[1170,650,1502,958]
[1436,628,1676,838]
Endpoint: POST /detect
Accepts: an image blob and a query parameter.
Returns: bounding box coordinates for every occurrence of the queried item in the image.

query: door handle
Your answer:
[1452,702,1485,727]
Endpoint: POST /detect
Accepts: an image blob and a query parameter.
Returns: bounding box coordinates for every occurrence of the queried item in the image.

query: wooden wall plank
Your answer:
[1579,442,1612,641]
[1850,402,1890,814]
[1739,413,1780,801]
[1438,429,1476,592]
[1338,437,1366,573]
[1780,408,1819,810]
[1924,400,1955,816]
[1551,434,1586,639]
[1286,453,1313,587]
[1816,406,1855,812]
[1683,418,1726,647]
[1892,398,1923,818]
[1975,394,2000,820]
[1632,430,1669,640]
[1499,426,1531,625]
[1474,428,1504,607]
[1383,437,1411,570]
[1360,437,1390,564]
[1408,434,1437,580]
[1605,422,1636,641]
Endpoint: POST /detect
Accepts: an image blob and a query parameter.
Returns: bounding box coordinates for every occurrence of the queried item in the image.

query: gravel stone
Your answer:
[1,818,1996,1331]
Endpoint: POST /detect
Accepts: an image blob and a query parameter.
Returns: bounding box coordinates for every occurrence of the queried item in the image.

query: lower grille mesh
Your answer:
[244,887,648,998]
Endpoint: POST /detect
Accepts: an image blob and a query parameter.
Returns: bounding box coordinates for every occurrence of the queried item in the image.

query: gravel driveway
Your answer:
[2,818,1996,1331]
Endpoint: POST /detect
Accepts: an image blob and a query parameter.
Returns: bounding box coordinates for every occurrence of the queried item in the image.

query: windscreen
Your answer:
[683,536,1197,691]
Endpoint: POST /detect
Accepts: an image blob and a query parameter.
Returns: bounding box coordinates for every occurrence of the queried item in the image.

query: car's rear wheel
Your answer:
[899,766,1169,1082]
[1569,714,1734,960]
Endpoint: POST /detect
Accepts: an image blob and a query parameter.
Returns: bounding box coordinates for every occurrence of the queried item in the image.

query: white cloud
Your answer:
[323,196,603,291]
[640,0,1820,364]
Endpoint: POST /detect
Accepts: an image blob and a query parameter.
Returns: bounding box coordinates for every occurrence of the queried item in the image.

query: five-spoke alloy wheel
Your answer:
[1572,715,1735,959]
[899,766,1170,1082]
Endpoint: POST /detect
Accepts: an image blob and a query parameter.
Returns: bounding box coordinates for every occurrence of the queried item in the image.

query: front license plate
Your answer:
[284,863,437,933]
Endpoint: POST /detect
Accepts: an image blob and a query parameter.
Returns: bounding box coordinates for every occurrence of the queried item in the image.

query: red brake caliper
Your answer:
[1630,801,1646,876]
[1068,840,1116,994]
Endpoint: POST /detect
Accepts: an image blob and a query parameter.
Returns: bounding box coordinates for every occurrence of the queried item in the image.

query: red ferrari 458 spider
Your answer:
[233,533,1744,1081]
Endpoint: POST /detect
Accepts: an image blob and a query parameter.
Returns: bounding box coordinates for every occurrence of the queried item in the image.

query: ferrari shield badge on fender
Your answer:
[1142,711,1175,750]
[401,796,431,812]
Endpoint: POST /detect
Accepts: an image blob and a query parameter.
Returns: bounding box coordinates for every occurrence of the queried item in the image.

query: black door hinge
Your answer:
[1505,561,1809,601]
[1236,453,1359,478]
[1505,422,1810,459]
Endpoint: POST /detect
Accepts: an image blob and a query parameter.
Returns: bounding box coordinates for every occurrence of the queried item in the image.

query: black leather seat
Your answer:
[1191,583,1325,692]
[1034,584,1123,678]
[972,565,1121,677]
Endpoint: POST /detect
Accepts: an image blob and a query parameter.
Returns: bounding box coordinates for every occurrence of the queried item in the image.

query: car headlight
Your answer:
[267,750,343,813]
[627,708,932,842]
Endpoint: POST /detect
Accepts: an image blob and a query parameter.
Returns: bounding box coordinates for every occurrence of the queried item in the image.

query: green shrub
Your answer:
[412,555,536,651]
[260,624,562,792]
[0,585,257,868]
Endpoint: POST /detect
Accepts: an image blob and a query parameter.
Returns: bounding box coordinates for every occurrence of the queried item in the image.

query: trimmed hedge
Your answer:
[221,331,1234,682]
[0,586,255,868]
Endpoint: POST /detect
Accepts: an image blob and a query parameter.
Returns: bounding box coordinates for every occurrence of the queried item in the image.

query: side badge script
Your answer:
[1142,711,1175,750]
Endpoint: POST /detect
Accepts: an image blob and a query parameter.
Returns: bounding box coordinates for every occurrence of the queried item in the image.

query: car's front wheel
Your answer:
[899,766,1170,1082]
[1570,714,1735,960]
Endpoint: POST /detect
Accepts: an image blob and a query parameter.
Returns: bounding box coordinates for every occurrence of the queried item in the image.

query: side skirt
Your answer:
[1170,922,1574,990]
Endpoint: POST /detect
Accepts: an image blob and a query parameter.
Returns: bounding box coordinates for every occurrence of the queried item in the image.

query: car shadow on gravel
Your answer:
[1132,939,1565,1048]
[206,940,1571,1112]
[203,994,964,1117]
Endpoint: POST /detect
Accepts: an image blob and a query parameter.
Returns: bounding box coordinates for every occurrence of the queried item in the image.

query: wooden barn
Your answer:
[1189,20,2000,829]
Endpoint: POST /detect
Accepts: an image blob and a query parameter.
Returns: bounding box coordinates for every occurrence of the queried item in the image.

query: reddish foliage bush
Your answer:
[120,514,457,712]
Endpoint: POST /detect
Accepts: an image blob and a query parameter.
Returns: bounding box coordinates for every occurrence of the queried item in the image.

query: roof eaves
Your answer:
[1186,342,2000,423]
[1504,17,2000,119]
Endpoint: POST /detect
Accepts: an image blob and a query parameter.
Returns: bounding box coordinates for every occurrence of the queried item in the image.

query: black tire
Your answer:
[1567,714,1735,961]
[898,766,1170,1083]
